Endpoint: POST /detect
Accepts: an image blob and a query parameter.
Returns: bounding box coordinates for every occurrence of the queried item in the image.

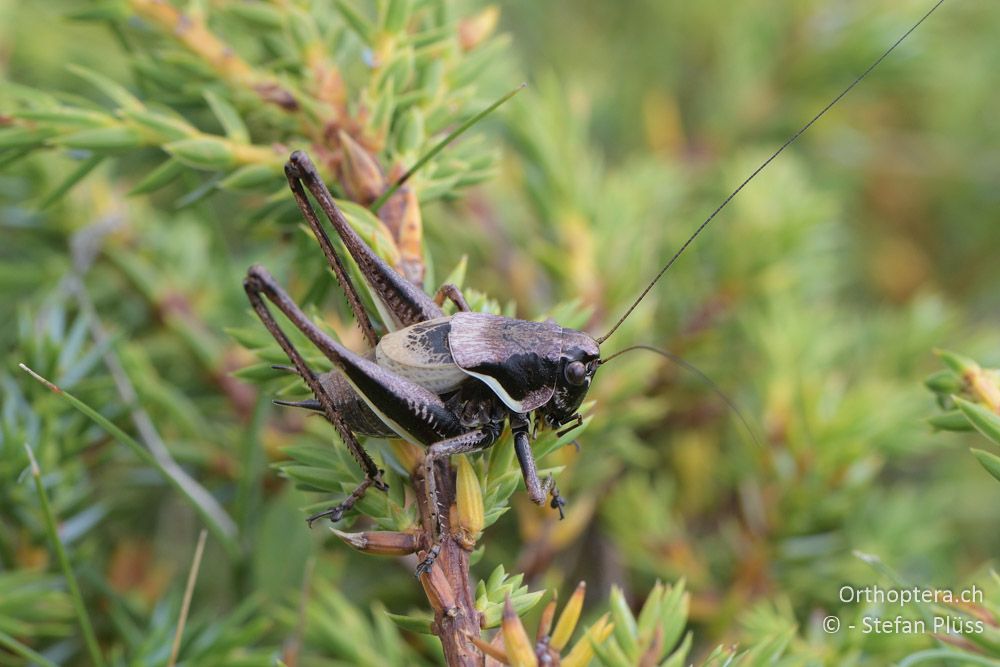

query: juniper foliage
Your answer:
[1,0,999,665]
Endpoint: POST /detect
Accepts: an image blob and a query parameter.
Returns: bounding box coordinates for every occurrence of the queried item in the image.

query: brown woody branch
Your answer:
[412,459,484,667]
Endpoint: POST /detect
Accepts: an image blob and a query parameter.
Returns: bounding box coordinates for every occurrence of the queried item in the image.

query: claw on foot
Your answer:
[305,475,388,528]
[550,494,566,520]
[306,505,346,528]
[414,543,441,578]
[546,474,566,520]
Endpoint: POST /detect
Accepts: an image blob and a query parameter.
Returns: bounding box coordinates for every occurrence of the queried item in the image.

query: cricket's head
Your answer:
[540,328,601,428]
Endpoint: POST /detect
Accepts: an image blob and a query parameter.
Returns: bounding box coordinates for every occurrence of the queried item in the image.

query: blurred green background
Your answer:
[1,0,999,664]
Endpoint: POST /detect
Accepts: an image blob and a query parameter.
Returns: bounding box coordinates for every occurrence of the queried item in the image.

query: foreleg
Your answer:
[512,418,566,519]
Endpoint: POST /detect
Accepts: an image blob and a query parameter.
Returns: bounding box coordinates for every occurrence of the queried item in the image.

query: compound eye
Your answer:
[564,360,587,386]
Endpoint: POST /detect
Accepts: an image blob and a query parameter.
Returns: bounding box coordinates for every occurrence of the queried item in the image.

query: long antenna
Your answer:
[596,0,946,344]
[600,344,762,447]
[369,83,526,214]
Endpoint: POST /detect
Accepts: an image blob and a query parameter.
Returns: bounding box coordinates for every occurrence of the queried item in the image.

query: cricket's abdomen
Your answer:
[375,316,468,394]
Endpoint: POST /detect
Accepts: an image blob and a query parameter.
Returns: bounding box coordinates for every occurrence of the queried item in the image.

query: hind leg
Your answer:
[286,151,445,332]
[306,477,377,527]
[244,266,386,522]
[247,264,497,561]
[285,161,380,348]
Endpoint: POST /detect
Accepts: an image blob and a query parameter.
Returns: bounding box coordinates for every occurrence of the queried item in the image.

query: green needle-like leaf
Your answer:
[0,629,60,667]
[23,445,105,667]
[19,364,239,557]
[39,155,103,209]
[955,396,1000,446]
[971,448,1000,484]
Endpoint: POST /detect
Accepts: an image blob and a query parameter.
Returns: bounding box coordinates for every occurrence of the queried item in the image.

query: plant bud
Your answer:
[467,632,507,663]
[396,187,424,285]
[419,554,457,613]
[536,596,557,643]
[561,614,613,667]
[927,411,974,432]
[455,454,485,549]
[592,632,631,667]
[458,6,500,52]
[502,595,537,667]
[550,580,585,651]
[968,369,1000,413]
[935,348,978,376]
[390,439,424,474]
[924,370,962,395]
[377,184,424,285]
[337,129,386,204]
[330,528,419,555]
